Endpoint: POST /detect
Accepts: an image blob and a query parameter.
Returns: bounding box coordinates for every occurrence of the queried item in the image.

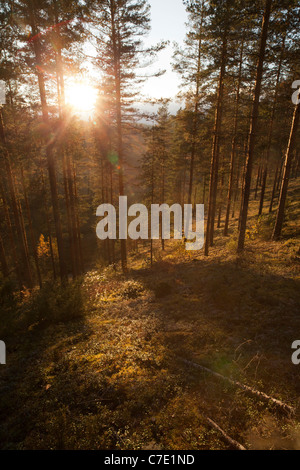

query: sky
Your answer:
[78,0,188,117]
[141,0,188,102]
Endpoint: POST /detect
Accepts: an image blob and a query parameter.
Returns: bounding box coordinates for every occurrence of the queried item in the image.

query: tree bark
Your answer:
[188,0,204,206]
[53,1,82,277]
[238,0,272,252]
[269,160,280,213]
[39,163,57,280]
[110,0,127,272]
[258,34,285,216]
[73,163,84,273]
[272,95,300,239]
[29,5,68,281]
[0,109,33,287]
[20,167,42,288]
[205,33,227,255]
[0,181,22,287]
[224,39,244,236]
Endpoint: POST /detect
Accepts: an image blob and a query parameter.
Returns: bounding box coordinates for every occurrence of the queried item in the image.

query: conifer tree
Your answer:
[238,0,273,252]
[90,0,164,272]
[273,88,300,239]
[173,0,206,206]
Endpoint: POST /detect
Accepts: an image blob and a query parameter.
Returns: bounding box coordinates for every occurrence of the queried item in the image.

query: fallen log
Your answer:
[200,413,247,451]
[181,358,295,417]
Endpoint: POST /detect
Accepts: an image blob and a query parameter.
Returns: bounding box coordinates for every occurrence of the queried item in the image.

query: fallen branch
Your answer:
[200,413,247,451]
[180,358,295,417]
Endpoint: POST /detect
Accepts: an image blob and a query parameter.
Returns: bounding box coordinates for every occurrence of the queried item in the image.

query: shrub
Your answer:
[246,214,275,241]
[119,280,144,299]
[27,280,85,327]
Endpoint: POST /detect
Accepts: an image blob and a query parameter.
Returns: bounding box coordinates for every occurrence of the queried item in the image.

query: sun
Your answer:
[65,82,98,114]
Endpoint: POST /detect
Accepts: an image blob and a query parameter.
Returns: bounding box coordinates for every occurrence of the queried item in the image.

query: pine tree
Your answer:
[0,107,33,287]
[90,0,164,272]
[238,0,273,253]
[223,38,245,236]
[173,0,206,206]
[272,89,300,239]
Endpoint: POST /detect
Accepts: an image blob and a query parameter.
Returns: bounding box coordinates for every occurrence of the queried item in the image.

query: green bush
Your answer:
[246,214,275,241]
[27,280,85,326]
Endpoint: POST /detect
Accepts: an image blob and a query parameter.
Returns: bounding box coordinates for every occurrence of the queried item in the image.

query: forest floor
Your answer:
[0,179,300,450]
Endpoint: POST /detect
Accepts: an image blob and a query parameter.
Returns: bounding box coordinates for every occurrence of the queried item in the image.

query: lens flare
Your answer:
[65,82,98,114]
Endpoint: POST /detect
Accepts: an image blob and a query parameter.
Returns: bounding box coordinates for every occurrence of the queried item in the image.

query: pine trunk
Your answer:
[224,40,244,236]
[272,95,300,239]
[188,1,204,206]
[205,34,227,255]
[238,0,272,252]
[0,110,33,287]
[20,167,42,288]
[0,181,22,287]
[258,34,285,216]
[110,0,127,272]
[29,6,67,281]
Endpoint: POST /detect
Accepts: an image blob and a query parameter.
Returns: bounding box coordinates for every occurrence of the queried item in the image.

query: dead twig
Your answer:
[200,413,247,451]
[180,358,295,417]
